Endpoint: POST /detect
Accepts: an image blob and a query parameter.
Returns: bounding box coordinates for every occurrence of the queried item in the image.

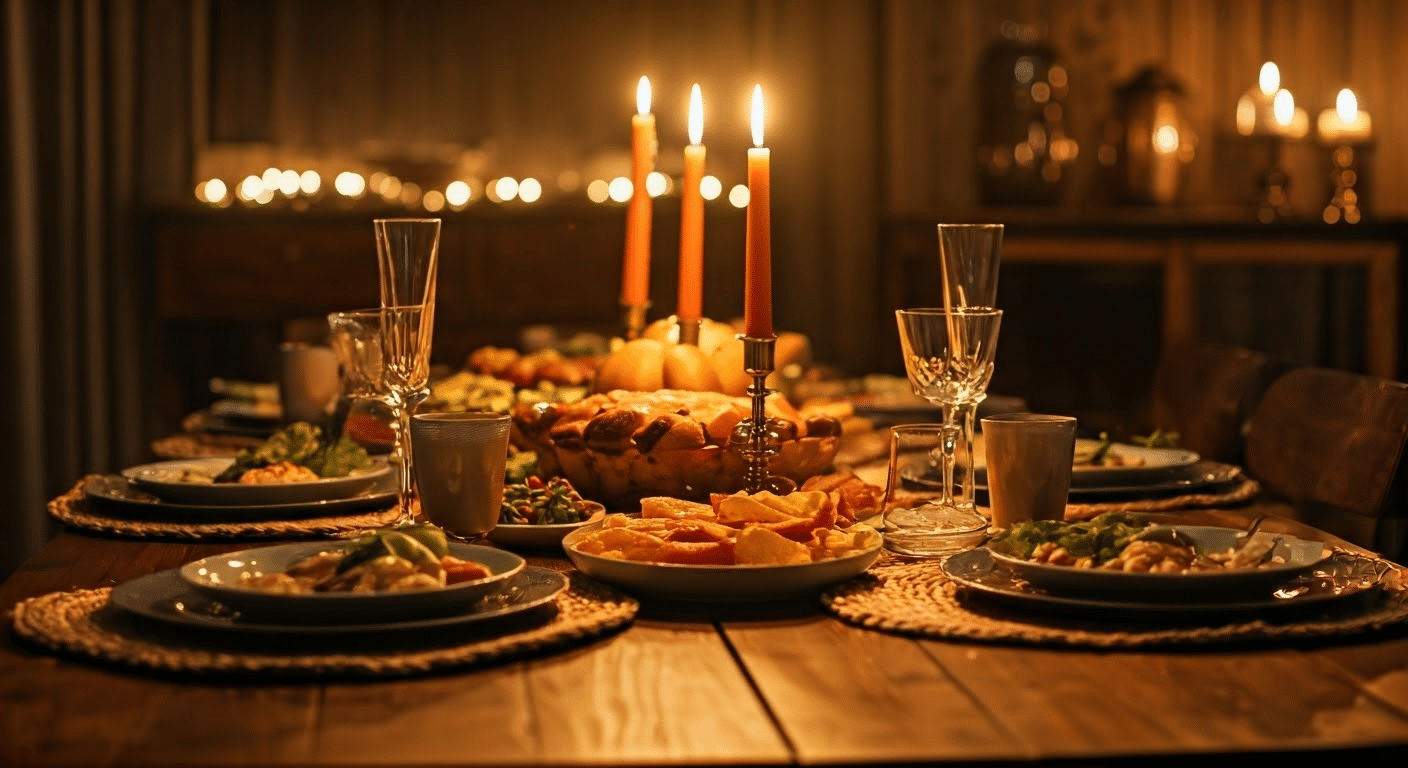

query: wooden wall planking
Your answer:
[881,0,1406,215]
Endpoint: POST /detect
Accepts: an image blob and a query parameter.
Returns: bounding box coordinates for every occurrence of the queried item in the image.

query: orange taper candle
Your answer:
[678,84,706,321]
[743,85,772,338]
[622,76,656,306]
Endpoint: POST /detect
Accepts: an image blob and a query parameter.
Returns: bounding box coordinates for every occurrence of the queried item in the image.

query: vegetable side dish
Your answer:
[988,513,1289,573]
[199,422,373,484]
[246,526,492,593]
[499,476,605,525]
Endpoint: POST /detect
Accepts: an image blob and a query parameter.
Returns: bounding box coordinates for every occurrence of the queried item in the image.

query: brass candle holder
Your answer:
[1321,144,1366,225]
[1257,138,1292,224]
[675,316,703,346]
[728,334,796,495]
[620,302,650,340]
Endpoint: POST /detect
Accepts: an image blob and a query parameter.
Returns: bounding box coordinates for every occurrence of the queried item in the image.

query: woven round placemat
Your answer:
[49,477,403,539]
[11,573,637,679]
[1065,475,1261,520]
[151,432,266,460]
[824,556,1408,648]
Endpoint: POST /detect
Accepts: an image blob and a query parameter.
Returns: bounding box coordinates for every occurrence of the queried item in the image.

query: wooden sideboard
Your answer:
[881,210,1406,434]
[144,205,1406,442]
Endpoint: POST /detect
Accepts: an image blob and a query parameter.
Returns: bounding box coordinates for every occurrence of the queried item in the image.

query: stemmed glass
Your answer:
[935,223,1003,510]
[889,307,1002,555]
[937,223,1003,312]
[374,218,441,524]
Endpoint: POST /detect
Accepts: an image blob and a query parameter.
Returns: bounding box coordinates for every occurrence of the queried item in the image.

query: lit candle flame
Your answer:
[1273,89,1295,127]
[688,84,703,146]
[637,76,651,116]
[1259,62,1280,96]
[1336,88,1358,123]
[751,84,765,147]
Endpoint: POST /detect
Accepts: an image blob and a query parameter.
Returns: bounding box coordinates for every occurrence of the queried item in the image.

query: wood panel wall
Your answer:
[175,0,1406,379]
[884,0,1408,217]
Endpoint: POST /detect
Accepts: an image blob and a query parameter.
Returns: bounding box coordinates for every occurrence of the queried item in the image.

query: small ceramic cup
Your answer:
[410,412,511,541]
[980,413,1077,529]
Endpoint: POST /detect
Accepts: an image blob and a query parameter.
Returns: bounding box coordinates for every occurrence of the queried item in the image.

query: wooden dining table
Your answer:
[3,503,1407,767]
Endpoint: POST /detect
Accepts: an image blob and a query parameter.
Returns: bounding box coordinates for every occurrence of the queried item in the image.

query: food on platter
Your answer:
[499,476,606,525]
[800,471,885,521]
[570,487,880,566]
[511,388,842,506]
[988,513,1296,573]
[593,318,810,396]
[204,422,372,483]
[245,526,492,593]
[466,346,600,388]
[1072,434,1148,467]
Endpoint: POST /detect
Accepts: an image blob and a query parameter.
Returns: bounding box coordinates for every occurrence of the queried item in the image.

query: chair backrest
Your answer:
[1150,342,1288,464]
[1244,366,1408,556]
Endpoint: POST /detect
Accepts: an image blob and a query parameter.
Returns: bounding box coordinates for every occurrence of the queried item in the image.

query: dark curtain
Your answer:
[1,0,189,576]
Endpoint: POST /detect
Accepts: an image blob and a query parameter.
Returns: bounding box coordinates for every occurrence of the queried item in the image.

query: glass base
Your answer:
[883,502,989,558]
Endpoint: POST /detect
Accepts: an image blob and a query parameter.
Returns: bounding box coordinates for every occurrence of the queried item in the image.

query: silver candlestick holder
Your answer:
[728,334,797,495]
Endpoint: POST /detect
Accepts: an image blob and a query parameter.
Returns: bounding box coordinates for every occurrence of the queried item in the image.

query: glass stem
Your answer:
[393,396,415,523]
[939,406,960,508]
[958,404,977,510]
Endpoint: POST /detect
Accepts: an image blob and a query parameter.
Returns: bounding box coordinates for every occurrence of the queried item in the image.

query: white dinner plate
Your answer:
[123,457,392,506]
[83,473,397,520]
[562,519,883,602]
[111,566,566,635]
[985,525,1331,598]
[489,519,599,550]
[972,436,1201,488]
[942,547,1385,620]
[179,541,525,623]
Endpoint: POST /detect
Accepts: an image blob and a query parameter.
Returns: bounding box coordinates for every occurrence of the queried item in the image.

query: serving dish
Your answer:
[179,541,525,623]
[489,520,598,550]
[562,518,883,602]
[984,525,1331,598]
[112,566,565,635]
[83,474,397,520]
[123,457,391,506]
[942,547,1384,620]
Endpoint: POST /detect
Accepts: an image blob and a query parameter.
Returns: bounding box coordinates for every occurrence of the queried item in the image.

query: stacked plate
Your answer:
[941,526,1384,621]
[110,541,568,636]
[85,457,397,520]
[910,437,1243,500]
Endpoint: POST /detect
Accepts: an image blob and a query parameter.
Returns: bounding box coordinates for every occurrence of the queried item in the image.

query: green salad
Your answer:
[215,422,372,483]
[987,512,1152,565]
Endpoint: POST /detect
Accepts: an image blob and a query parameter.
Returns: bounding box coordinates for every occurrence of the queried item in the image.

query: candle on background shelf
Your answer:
[743,84,772,339]
[1235,61,1281,136]
[621,75,657,308]
[1317,88,1373,144]
[677,84,706,322]
[1272,88,1309,139]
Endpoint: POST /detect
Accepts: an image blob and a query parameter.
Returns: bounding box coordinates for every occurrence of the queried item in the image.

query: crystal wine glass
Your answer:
[889,307,1002,556]
[374,218,441,524]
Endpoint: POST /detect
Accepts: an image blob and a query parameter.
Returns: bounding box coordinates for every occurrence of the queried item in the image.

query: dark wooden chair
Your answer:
[1244,367,1408,559]
[1149,342,1289,465]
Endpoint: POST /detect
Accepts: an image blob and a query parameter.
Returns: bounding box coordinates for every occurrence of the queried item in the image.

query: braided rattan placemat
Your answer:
[49,477,403,539]
[151,432,266,460]
[824,556,1408,648]
[1065,476,1261,520]
[11,573,637,679]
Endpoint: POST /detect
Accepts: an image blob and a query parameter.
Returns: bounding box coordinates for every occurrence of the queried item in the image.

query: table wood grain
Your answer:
[3,507,1407,767]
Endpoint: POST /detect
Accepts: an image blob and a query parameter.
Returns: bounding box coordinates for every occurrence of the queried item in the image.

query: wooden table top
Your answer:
[4,506,1407,767]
